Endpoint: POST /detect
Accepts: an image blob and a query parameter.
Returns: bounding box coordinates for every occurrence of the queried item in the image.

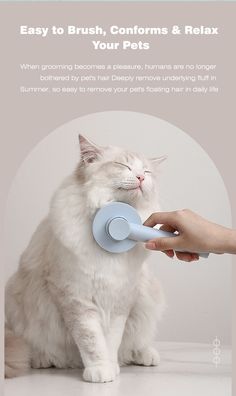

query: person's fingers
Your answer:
[175,252,199,262]
[163,250,175,258]
[145,236,181,251]
[143,212,177,228]
[160,224,176,233]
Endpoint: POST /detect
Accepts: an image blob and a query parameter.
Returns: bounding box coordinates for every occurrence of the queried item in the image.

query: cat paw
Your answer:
[133,347,160,366]
[83,364,117,383]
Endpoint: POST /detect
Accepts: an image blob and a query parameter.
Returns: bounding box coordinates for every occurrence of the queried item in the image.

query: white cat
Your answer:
[5,135,166,383]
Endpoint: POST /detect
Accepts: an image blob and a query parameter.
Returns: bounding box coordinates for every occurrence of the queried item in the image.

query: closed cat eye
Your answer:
[114,162,132,171]
[144,170,152,174]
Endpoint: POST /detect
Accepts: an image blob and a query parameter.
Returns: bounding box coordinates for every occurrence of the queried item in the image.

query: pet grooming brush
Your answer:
[92,202,209,258]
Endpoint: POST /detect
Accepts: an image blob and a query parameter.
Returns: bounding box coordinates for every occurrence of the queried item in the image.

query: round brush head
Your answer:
[92,202,142,253]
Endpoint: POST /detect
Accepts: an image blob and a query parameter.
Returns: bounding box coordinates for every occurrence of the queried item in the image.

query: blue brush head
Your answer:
[92,202,141,253]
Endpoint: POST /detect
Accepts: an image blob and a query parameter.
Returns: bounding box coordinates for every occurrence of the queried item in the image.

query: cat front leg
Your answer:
[118,304,161,367]
[78,312,118,382]
[48,282,118,382]
[118,270,165,367]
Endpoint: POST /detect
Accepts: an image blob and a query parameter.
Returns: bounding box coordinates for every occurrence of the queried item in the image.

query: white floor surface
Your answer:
[4,342,231,396]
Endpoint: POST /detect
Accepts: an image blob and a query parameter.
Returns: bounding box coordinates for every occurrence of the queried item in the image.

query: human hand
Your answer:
[144,209,236,262]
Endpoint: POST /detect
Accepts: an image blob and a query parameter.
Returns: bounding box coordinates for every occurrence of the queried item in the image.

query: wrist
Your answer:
[213,227,236,254]
[226,229,236,254]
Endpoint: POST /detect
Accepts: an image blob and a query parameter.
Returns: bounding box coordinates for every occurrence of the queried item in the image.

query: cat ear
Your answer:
[150,155,167,166]
[78,134,103,164]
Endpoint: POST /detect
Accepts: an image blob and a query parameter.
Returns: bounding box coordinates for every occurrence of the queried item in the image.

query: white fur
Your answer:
[5,136,165,382]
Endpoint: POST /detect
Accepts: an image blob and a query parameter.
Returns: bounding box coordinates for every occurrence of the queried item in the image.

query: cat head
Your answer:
[76,134,166,209]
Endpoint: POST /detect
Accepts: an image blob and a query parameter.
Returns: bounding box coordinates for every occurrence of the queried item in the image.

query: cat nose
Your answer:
[136,175,145,183]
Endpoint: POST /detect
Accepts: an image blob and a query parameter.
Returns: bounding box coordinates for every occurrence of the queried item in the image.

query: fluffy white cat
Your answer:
[5,135,166,383]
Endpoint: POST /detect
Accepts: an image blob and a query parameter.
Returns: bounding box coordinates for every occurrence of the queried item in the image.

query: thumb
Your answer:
[145,236,181,251]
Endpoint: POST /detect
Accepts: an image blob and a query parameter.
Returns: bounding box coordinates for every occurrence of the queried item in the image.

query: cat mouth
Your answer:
[120,186,142,192]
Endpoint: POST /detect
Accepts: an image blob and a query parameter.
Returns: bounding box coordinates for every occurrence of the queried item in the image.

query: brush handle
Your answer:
[129,223,175,241]
[107,217,209,258]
